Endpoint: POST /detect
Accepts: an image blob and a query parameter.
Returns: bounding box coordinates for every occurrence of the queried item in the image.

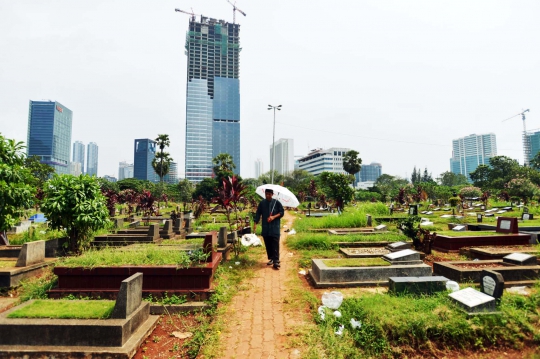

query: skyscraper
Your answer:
[450,133,497,179]
[270,138,294,176]
[254,158,264,178]
[356,162,382,183]
[27,100,72,175]
[184,16,241,182]
[298,148,352,176]
[163,162,179,184]
[134,139,158,182]
[72,140,85,174]
[118,161,134,181]
[86,142,99,176]
[525,130,540,165]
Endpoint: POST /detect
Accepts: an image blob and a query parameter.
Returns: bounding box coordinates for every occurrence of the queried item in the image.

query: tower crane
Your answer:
[502,109,531,165]
[226,0,246,24]
[174,8,200,22]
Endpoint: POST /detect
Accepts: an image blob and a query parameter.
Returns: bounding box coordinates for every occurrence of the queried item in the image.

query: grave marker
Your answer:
[15,240,45,267]
[383,249,422,264]
[203,231,218,262]
[385,241,410,252]
[522,213,533,220]
[409,205,418,216]
[503,253,538,266]
[374,224,387,232]
[448,287,496,313]
[496,217,519,234]
[452,225,466,232]
[218,226,227,247]
[480,270,504,299]
[111,272,143,319]
[388,276,449,295]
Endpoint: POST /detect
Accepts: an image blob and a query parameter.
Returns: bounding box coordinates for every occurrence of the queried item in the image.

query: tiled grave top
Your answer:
[374,224,387,231]
[452,225,466,231]
[388,241,407,249]
[426,211,433,215]
[384,249,419,261]
[503,252,537,266]
[449,287,494,307]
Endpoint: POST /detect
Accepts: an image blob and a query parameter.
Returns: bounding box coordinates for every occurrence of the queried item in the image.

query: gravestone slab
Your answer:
[421,211,427,214]
[383,249,421,264]
[496,217,519,234]
[420,221,433,227]
[148,224,160,239]
[374,224,387,232]
[163,220,172,232]
[385,241,410,252]
[496,210,507,214]
[503,253,538,266]
[15,240,45,267]
[433,208,441,211]
[503,207,512,211]
[218,226,227,247]
[366,215,372,227]
[389,276,449,295]
[452,225,466,232]
[449,287,496,313]
[485,213,494,217]
[203,231,218,262]
[111,272,143,319]
[408,205,418,216]
[522,213,534,220]
[114,218,124,229]
[480,270,504,299]
[426,211,433,215]
[173,218,182,232]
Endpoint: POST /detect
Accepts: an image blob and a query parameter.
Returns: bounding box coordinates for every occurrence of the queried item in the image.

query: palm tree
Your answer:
[342,150,362,186]
[212,153,236,174]
[154,134,171,183]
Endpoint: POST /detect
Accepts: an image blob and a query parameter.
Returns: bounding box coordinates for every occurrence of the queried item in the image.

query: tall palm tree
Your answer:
[212,153,236,174]
[342,150,362,186]
[154,134,171,183]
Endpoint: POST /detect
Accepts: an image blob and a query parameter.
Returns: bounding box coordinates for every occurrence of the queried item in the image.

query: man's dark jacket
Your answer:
[254,198,284,237]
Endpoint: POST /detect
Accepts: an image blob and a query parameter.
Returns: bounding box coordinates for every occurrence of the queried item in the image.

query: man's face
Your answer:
[265,191,273,201]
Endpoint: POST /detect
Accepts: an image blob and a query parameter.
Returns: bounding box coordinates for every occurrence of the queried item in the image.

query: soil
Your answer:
[423,251,464,268]
[454,263,510,269]
[133,312,201,359]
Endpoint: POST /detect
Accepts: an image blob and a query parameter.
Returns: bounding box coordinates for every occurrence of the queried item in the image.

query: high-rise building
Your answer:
[103,175,117,183]
[72,141,85,174]
[525,129,540,165]
[356,162,382,183]
[254,158,264,178]
[270,138,294,176]
[184,16,241,182]
[68,161,82,176]
[450,133,497,179]
[118,161,134,181]
[297,148,353,176]
[86,142,98,176]
[163,162,179,184]
[27,100,72,174]
[134,139,158,182]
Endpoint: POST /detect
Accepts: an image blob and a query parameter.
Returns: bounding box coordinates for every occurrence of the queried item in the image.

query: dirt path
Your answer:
[218,211,305,359]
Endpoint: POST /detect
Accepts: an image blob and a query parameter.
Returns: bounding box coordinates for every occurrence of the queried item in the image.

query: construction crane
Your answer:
[226,0,246,24]
[174,8,200,22]
[502,109,531,165]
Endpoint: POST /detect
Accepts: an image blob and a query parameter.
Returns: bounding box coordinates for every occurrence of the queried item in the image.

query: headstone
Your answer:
[374,224,387,232]
[420,221,433,227]
[421,211,427,214]
[433,208,441,211]
[477,214,482,223]
[114,218,124,229]
[366,215,372,227]
[522,213,533,220]
[502,207,512,211]
[218,226,227,247]
[426,211,433,215]
[408,205,418,216]
[496,217,519,234]
[485,213,494,217]
[16,240,45,267]
[420,217,429,223]
[503,253,538,266]
[173,218,182,232]
[452,225,466,232]
[385,241,410,251]
[389,276,449,295]
[203,231,218,262]
[480,270,504,299]
[448,287,496,313]
[496,210,507,214]
[129,220,140,228]
[383,249,422,264]
[111,272,143,319]
[480,205,485,210]
[148,224,160,239]
[163,220,172,233]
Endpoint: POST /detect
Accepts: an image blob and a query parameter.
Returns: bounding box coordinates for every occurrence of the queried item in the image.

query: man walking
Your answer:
[253,188,284,270]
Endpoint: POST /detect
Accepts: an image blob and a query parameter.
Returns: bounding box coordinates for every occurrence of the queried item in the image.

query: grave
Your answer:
[503,252,537,266]
[466,246,538,260]
[339,247,390,258]
[385,241,411,252]
[159,219,175,239]
[217,227,233,261]
[452,225,467,232]
[0,273,159,358]
[374,224,387,232]
[382,249,423,265]
[0,241,56,287]
[8,220,32,234]
[388,276,450,295]
[480,270,504,299]
[522,213,534,220]
[94,224,161,246]
[448,287,497,314]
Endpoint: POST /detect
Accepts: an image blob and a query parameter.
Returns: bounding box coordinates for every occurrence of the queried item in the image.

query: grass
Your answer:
[323,258,390,267]
[295,204,389,232]
[8,299,115,319]
[436,230,508,237]
[59,246,195,268]
[0,260,17,268]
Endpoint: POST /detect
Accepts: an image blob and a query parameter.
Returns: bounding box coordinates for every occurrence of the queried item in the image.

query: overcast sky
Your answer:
[1,1,539,180]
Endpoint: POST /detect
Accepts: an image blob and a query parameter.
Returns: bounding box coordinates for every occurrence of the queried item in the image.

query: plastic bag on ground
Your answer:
[335,324,344,336]
[350,318,362,329]
[298,269,307,275]
[322,291,343,309]
[240,233,262,247]
[446,281,460,292]
[288,229,296,235]
[333,310,342,318]
[506,286,529,296]
[318,306,326,320]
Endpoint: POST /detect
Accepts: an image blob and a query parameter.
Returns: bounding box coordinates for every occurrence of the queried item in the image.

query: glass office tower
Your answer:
[450,133,497,180]
[86,142,99,176]
[72,140,85,174]
[134,139,158,182]
[184,16,241,182]
[27,100,72,175]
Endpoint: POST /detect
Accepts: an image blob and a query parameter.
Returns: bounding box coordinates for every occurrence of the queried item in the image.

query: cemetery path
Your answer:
[218,210,306,359]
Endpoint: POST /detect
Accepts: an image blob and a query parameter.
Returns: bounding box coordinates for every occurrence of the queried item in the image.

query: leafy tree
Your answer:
[459,186,482,199]
[258,170,284,185]
[0,135,36,244]
[212,153,236,186]
[41,174,109,253]
[193,178,218,202]
[319,172,355,210]
[282,169,313,195]
[529,151,540,170]
[375,174,409,202]
[506,177,539,204]
[411,166,422,184]
[437,171,469,187]
[97,177,120,193]
[24,155,54,185]
[342,150,362,185]
[422,168,434,183]
[488,156,521,190]
[213,176,247,232]
[469,164,491,189]
[177,179,195,210]
[355,189,382,202]
[117,178,153,192]
[153,134,172,183]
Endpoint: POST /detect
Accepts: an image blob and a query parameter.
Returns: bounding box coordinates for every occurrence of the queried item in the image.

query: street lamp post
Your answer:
[268,104,282,184]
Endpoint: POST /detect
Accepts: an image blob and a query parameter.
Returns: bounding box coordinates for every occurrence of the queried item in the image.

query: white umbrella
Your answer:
[255,184,300,208]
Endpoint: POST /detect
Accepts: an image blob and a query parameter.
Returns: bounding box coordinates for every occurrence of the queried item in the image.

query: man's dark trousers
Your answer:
[263,235,280,264]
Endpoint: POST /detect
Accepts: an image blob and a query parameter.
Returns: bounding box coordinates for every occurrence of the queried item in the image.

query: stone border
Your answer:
[433,260,540,285]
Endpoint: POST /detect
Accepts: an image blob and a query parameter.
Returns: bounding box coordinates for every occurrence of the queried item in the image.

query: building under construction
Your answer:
[184,15,241,182]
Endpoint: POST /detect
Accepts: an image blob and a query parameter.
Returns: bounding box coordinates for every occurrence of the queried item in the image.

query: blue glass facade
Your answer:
[184,17,241,182]
[72,141,85,173]
[355,162,382,183]
[450,133,497,180]
[526,130,540,164]
[134,139,158,182]
[27,100,72,175]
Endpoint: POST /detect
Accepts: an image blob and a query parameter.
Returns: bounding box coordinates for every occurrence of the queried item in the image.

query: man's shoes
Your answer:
[266,260,274,265]
[273,264,280,270]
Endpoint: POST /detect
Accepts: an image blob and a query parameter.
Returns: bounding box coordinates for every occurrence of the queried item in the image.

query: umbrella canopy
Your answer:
[255,184,300,208]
